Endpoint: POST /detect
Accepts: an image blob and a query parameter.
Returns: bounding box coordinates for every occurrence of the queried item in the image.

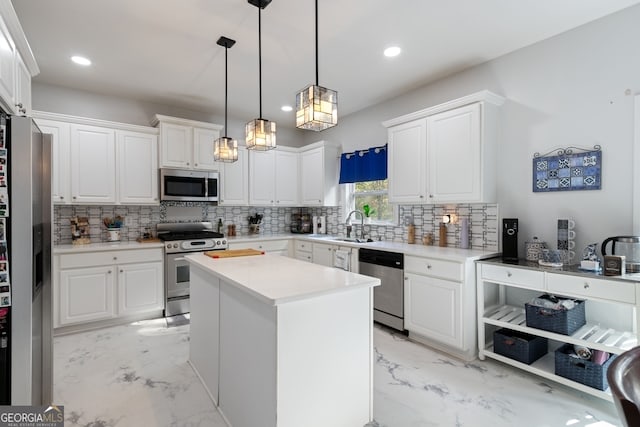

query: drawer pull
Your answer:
[427,265,432,269]
[584,283,590,289]
[507,272,512,277]
[113,257,117,260]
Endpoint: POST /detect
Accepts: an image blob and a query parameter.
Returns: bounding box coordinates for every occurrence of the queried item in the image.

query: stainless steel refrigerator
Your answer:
[0,114,53,405]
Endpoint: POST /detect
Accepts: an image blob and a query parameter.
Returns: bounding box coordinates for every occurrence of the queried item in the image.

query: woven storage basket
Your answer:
[493,328,548,365]
[554,343,616,390]
[525,298,586,335]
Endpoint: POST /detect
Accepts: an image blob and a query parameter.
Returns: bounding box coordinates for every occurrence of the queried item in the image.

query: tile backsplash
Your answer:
[54,202,498,251]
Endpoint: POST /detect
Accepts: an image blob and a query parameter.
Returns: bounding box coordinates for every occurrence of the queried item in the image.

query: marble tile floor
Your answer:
[54,318,621,427]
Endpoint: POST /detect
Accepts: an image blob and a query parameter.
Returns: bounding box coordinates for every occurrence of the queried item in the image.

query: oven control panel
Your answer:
[164,239,228,253]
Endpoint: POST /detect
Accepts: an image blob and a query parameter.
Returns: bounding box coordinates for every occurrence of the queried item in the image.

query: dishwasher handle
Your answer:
[358,248,403,269]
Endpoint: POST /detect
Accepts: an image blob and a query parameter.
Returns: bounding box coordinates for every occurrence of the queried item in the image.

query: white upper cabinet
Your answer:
[0,2,38,115]
[220,147,249,206]
[117,130,159,204]
[274,149,299,206]
[34,112,159,205]
[0,14,15,113]
[159,122,192,168]
[427,103,481,203]
[193,127,221,170]
[249,150,276,205]
[154,115,223,171]
[36,119,71,204]
[387,119,427,203]
[299,141,340,206]
[249,147,299,206]
[383,91,504,204]
[70,124,117,204]
[14,51,30,116]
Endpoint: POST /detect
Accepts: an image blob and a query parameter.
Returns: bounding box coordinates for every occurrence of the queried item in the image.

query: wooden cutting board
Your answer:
[205,249,265,258]
[136,237,162,243]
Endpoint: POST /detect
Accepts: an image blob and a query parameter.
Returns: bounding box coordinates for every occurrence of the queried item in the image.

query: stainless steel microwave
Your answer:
[160,169,219,202]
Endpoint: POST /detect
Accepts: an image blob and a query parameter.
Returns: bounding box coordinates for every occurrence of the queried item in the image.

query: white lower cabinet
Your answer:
[477,261,639,401]
[403,255,476,360]
[294,240,312,262]
[59,265,115,325]
[118,261,163,316]
[54,248,164,330]
[404,273,461,349]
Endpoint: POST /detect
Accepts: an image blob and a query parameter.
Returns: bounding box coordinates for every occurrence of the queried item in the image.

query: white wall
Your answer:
[32,82,307,148]
[308,5,640,256]
[33,5,640,255]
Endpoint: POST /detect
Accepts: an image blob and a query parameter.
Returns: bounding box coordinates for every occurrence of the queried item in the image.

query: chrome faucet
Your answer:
[345,210,365,239]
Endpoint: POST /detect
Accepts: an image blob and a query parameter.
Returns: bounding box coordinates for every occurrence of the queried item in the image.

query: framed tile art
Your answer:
[533,146,602,192]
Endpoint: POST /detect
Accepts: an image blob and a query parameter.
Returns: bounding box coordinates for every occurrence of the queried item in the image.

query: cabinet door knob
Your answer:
[15,103,23,108]
[73,196,77,199]
[108,270,112,274]
[113,257,117,260]
[419,195,424,199]
[429,194,434,198]
[507,272,512,277]
[584,283,590,289]
[60,196,64,200]
[186,162,190,165]
[404,277,408,280]
[427,265,432,269]
[120,269,123,273]
[195,163,198,166]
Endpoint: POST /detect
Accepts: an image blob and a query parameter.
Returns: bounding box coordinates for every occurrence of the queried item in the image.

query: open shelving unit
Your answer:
[476,261,639,401]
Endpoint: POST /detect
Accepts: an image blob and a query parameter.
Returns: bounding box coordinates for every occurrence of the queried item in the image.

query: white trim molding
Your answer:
[634,94,640,234]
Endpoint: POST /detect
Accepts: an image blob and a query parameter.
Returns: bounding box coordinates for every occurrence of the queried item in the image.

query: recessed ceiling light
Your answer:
[281,105,293,112]
[71,55,91,66]
[384,46,401,58]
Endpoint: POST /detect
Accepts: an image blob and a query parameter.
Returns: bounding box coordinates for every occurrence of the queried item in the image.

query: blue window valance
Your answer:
[339,144,387,184]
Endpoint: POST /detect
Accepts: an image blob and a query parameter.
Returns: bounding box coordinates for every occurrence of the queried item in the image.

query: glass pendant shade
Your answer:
[246,118,276,150]
[296,84,338,131]
[214,136,238,162]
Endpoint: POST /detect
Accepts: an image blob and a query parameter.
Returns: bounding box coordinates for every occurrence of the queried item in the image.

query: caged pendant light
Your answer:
[296,0,337,131]
[214,36,238,163]
[246,0,276,151]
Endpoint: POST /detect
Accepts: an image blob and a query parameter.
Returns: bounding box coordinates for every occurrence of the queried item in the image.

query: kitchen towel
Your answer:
[334,250,351,271]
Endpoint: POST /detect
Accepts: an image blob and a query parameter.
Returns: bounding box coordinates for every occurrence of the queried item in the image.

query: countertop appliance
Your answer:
[3,114,53,405]
[359,248,404,331]
[157,222,228,317]
[290,213,312,234]
[602,236,640,273]
[160,168,219,202]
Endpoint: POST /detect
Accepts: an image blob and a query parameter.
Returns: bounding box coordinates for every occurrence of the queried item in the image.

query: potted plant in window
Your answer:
[362,204,375,224]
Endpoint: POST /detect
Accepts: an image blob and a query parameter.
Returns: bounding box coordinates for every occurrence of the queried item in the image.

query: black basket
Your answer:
[525,298,586,335]
[554,344,616,390]
[493,328,548,364]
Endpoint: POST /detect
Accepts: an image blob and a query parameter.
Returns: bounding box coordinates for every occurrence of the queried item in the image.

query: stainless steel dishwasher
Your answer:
[358,248,405,331]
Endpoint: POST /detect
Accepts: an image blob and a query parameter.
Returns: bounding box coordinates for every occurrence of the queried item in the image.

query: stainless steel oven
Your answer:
[158,222,227,317]
[160,168,219,202]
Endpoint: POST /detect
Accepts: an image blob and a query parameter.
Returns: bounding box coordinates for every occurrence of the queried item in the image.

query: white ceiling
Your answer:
[12,0,640,128]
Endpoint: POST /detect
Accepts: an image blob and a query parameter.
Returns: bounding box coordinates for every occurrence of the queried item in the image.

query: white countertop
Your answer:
[185,252,380,306]
[54,241,165,254]
[227,233,498,262]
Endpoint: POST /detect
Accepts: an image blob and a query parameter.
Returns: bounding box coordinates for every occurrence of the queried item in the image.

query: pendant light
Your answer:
[295,0,337,131]
[246,0,276,151]
[214,36,238,163]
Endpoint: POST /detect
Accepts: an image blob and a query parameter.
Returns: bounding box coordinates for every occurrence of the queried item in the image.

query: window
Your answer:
[349,179,394,223]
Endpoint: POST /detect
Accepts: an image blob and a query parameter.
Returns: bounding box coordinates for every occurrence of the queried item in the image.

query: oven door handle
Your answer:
[173,257,187,262]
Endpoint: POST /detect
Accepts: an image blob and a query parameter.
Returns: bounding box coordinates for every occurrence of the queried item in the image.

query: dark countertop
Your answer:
[478,256,640,284]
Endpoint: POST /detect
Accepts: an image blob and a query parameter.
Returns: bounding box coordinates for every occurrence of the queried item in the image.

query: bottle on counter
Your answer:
[439,223,448,247]
[459,218,469,249]
[407,224,416,244]
[217,218,223,233]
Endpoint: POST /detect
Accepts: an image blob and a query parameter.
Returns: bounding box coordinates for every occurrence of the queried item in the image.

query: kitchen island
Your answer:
[185,252,380,427]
